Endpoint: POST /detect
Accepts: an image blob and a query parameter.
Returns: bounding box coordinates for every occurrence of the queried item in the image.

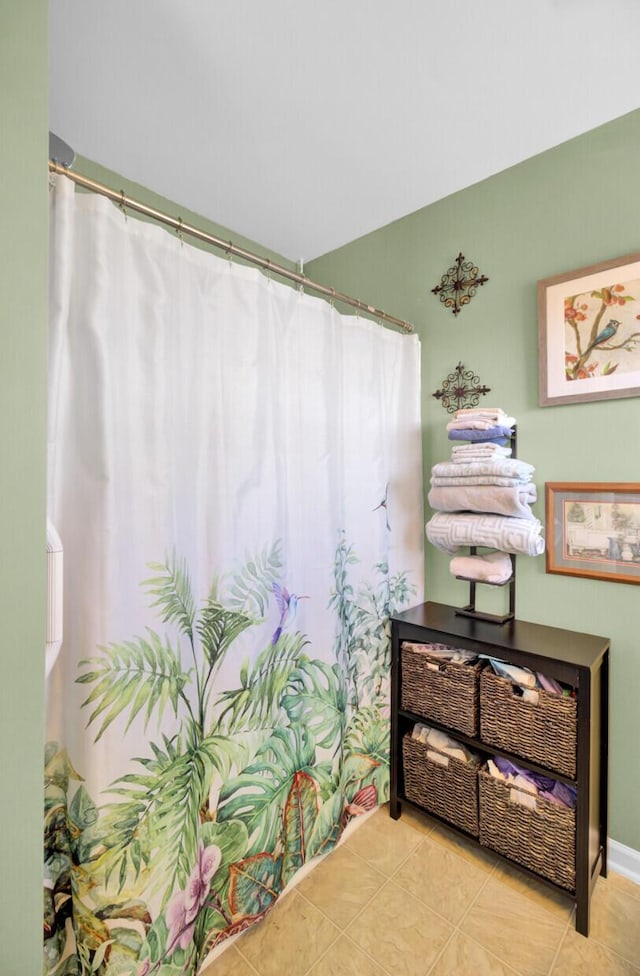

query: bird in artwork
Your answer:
[373,483,391,531]
[271,581,308,645]
[584,319,620,355]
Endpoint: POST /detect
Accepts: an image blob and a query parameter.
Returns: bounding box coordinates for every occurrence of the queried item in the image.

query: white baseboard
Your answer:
[608,838,640,886]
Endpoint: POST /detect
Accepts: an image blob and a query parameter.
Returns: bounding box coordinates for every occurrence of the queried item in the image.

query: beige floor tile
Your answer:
[344,807,423,876]
[346,878,453,976]
[234,891,339,976]
[200,944,258,976]
[306,935,387,976]
[394,803,440,838]
[491,861,574,922]
[429,930,520,976]
[393,835,489,925]
[460,876,566,976]
[588,874,640,965]
[296,845,386,928]
[202,811,639,976]
[551,927,640,975]
[430,823,499,872]
[607,869,640,903]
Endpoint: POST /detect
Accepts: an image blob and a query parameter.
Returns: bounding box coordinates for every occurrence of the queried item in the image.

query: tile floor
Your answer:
[201,804,640,976]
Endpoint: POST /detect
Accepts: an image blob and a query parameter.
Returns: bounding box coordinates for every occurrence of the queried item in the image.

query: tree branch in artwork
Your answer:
[564,284,639,380]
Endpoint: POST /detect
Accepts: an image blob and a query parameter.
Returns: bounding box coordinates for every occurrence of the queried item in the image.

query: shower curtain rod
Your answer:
[48,161,414,334]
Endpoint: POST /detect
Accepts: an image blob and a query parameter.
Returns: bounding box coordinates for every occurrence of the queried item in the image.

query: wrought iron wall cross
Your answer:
[432,252,489,316]
[432,362,491,413]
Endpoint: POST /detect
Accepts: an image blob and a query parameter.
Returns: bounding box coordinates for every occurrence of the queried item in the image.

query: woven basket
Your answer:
[480,669,577,778]
[401,642,481,736]
[402,733,480,836]
[478,768,576,891]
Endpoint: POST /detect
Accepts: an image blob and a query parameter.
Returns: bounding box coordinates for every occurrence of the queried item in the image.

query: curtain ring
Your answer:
[176,217,184,247]
[226,240,233,265]
[119,190,128,222]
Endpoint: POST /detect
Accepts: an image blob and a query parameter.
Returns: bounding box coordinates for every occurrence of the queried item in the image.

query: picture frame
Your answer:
[545,482,640,584]
[538,252,640,406]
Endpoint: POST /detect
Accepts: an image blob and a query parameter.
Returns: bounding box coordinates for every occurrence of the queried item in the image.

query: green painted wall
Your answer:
[308,109,640,851]
[75,156,296,273]
[0,2,48,970]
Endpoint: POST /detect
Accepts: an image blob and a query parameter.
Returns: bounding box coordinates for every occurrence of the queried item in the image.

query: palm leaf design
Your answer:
[102,730,244,897]
[281,771,319,884]
[197,601,254,671]
[330,535,415,711]
[305,789,344,860]
[77,630,189,741]
[150,735,214,893]
[66,538,412,970]
[99,734,178,891]
[144,552,196,641]
[217,725,324,853]
[216,632,309,733]
[342,704,390,799]
[228,852,283,918]
[225,541,283,618]
[329,533,358,667]
[76,548,287,912]
[282,659,346,750]
[344,705,389,765]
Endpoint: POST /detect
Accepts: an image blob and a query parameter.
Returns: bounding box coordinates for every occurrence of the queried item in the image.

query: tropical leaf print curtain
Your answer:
[45,177,424,975]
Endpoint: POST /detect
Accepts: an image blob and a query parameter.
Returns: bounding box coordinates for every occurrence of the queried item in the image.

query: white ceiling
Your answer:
[50,0,640,263]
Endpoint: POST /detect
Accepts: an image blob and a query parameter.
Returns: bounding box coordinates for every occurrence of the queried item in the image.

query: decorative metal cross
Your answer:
[432,362,491,413]
[431,252,489,316]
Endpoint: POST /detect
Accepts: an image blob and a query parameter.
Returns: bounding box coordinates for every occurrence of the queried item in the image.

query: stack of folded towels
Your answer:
[425,407,544,578]
[447,407,515,446]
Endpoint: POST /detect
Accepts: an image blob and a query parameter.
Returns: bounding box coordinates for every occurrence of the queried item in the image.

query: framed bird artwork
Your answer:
[538,252,640,406]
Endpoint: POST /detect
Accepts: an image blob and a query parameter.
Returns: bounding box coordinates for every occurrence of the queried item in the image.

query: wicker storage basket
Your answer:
[400,642,481,736]
[402,732,480,836]
[478,768,576,891]
[480,668,577,778]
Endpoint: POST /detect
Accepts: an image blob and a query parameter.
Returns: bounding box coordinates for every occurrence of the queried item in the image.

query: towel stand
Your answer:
[454,426,518,625]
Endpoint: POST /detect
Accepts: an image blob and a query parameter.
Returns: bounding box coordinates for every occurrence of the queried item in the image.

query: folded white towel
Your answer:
[455,407,512,419]
[450,453,513,464]
[449,551,513,583]
[431,475,531,488]
[451,444,512,461]
[429,483,537,520]
[446,417,516,431]
[426,512,545,557]
[431,459,534,481]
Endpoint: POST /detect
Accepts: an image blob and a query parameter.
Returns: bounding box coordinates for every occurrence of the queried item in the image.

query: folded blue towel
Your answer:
[448,425,512,444]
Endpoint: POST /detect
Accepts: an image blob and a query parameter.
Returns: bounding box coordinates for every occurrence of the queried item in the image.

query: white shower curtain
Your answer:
[44,176,423,975]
